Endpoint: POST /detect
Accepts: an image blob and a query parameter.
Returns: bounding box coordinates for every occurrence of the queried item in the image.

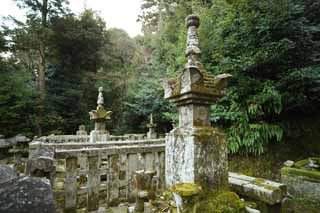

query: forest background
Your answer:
[0,0,319,156]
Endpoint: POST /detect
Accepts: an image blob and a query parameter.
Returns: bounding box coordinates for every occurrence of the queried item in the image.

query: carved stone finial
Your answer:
[150,113,153,124]
[97,87,104,105]
[186,14,201,65]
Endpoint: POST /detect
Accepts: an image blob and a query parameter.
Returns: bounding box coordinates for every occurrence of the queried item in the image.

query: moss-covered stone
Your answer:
[171,183,202,197]
[251,178,279,191]
[192,191,246,213]
[281,167,320,181]
[294,157,320,169]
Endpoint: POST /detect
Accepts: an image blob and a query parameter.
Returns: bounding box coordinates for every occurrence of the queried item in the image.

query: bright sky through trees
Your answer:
[0,0,142,37]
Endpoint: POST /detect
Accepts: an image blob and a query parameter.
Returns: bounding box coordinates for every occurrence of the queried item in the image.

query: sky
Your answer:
[0,0,143,37]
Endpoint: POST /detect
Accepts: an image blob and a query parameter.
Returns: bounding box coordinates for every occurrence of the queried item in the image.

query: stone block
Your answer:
[166,127,228,191]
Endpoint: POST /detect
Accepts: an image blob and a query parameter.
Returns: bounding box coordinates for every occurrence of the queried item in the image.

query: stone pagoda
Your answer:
[162,15,232,191]
[89,87,112,143]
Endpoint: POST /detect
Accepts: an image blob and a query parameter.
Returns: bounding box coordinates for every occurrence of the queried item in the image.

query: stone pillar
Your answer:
[162,15,232,191]
[89,87,112,143]
[147,114,157,139]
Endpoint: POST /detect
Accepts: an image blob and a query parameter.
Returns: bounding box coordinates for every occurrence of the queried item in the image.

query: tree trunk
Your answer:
[36,0,48,136]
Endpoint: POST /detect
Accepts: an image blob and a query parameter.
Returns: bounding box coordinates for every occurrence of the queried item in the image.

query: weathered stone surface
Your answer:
[229,172,287,205]
[166,127,228,190]
[0,165,17,184]
[133,170,156,212]
[26,147,55,181]
[0,176,55,213]
[281,160,320,202]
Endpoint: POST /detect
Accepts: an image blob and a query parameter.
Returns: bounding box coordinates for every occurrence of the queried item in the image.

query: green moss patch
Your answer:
[192,191,246,213]
[281,167,320,181]
[294,157,320,169]
[251,178,279,191]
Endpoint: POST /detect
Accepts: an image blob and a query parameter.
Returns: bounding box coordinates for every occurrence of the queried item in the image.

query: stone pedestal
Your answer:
[162,14,231,191]
[166,127,228,189]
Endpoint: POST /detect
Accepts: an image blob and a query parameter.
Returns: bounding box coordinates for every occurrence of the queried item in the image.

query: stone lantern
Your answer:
[162,15,232,191]
[89,87,112,143]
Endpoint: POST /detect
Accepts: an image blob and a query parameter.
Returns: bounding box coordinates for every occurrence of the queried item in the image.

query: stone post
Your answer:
[162,15,232,191]
[133,170,156,212]
[147,114,157,139]
[89,87,112,143]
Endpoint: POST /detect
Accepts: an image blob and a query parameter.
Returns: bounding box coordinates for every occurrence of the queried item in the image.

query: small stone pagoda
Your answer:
[89,87,112,143]
[147,114,157,139]
[163,15,232,190]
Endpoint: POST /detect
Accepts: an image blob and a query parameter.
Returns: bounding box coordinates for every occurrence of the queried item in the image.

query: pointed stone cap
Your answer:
[162,15,232,106]
[89,87,112,121]
[147,114,157,128]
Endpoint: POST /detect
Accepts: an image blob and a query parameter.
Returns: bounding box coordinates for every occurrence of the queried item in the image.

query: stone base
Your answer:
[165,126,228,190]
[89,131,110,143]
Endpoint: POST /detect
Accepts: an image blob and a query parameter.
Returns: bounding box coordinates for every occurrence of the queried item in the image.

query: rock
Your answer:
[0,176,55,213]
[284,160,295,167]
[0,165,17,184]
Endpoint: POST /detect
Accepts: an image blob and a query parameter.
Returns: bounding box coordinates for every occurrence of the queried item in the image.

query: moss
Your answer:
[171,183,202,197]
[294,157,320,169]
[53,182,64,190]
[251,178,279,191]
[192,191,246,213]
[281,167,320,180]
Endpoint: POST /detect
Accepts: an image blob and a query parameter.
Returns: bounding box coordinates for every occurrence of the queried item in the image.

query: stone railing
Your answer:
[43,140,165,212]
[36,135,90,143]
[34,133,150,144]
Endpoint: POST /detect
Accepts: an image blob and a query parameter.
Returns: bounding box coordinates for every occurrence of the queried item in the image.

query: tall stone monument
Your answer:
[163,15,232,191]
[89,87,112,143]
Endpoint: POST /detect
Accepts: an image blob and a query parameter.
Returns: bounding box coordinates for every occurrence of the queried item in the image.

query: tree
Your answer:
[45,9,109,134]
[13,0,69,135]
[0,31,37,137]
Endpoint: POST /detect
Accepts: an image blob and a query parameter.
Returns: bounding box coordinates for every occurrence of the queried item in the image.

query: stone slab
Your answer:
[229,172,287,205]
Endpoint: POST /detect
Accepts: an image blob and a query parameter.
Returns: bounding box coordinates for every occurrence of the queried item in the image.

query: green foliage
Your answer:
[0,53,37,137]
[139,0,320,154]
